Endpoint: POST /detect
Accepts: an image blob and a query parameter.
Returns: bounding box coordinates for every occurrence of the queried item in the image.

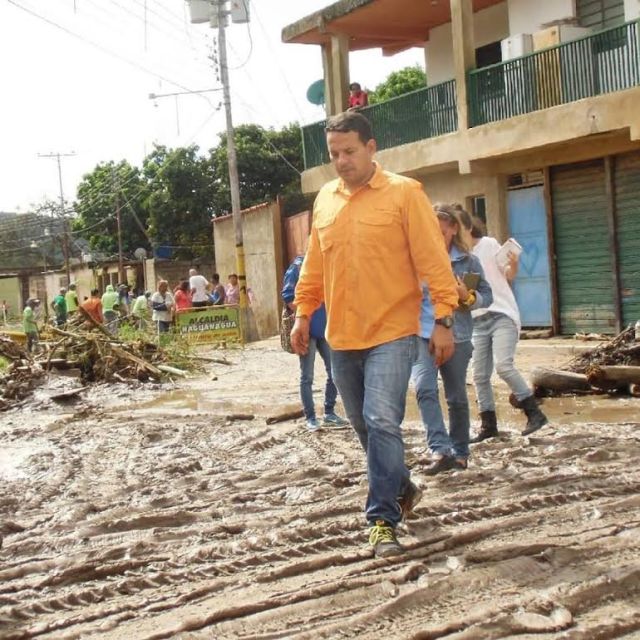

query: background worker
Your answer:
[81,289,103,325]
[65,284,79,316]
[23,298,40,353]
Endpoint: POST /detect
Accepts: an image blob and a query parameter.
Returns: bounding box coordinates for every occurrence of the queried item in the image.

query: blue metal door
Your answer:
[507,186,552,327]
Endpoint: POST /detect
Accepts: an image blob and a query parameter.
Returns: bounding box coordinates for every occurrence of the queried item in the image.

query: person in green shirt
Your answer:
[65,284,79,315]
[131,291,151,329]
[101,284,120,334]
[23,299,40,352]
[52,288,67,326]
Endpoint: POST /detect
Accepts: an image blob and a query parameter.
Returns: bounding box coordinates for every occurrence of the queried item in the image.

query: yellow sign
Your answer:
[175,305,241,344]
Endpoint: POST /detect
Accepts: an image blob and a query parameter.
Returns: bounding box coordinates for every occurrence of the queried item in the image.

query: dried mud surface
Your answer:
[1,338,639,640]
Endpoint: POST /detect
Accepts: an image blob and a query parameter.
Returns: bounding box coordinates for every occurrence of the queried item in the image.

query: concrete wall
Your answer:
[507,0,575,34]
[419,171,509,241]
[0,276,22,321]
[425,2,510,85]
[213,202,284,341]
[148,259,215,293]
[626,0,640,20]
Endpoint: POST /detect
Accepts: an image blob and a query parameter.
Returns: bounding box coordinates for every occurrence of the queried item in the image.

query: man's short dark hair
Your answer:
[212,273,220,283]
[325,111,373,145]
[349,82,361,91]
[90,288,99,296]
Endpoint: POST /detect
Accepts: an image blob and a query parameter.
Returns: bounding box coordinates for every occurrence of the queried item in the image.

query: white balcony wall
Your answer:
[626,0,640,20]
[425,1,509,85]
[507,0,576,35]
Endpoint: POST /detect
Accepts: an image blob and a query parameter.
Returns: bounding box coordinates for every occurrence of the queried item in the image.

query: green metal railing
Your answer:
[468,20,640,127]
[301,80,457,170]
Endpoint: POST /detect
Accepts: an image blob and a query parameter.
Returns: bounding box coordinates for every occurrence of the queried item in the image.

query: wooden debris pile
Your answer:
[42,326,168,383]
[0,336,45,411]
[532,327,640,397]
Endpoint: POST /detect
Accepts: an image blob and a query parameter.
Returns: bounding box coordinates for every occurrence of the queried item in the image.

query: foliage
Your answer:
[368,65,427,104]
[72,123,304,260]
[73,161,150,258]
[143,144,216,260]
[0,210,66,270]
[211,123,303,215]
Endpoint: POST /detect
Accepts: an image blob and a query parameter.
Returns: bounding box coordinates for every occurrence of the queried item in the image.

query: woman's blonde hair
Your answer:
[433,202,469,253]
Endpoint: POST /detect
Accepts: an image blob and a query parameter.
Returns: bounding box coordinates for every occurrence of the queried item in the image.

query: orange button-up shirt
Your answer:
[294,164,458,350]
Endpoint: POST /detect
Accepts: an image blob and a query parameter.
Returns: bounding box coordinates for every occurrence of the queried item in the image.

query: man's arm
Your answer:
[291,227,324,354]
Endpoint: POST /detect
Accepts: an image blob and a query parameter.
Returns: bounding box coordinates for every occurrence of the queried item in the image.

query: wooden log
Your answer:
[587,365,640,386]
[226,413,255,421]
[157,364,189,378]
[110,345,162,378]
[265,409,304,425]
[531,367,591,393]
[49,386,89,401]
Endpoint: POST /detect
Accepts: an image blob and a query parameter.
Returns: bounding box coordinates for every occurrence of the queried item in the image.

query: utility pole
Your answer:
[216,0,249,317]
[111,167,125,284]
[38,151,76,285]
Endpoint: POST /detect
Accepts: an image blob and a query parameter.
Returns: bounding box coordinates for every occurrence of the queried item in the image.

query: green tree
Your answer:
[143,144,216,260]
[368,65,427,104]
[73,161,150,257]
[211,123,303,215]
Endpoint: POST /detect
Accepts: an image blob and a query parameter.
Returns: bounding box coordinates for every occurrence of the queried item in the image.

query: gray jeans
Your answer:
[471,312,531,412]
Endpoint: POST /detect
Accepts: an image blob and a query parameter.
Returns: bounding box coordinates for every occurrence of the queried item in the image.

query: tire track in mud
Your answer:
[1,379,639,639]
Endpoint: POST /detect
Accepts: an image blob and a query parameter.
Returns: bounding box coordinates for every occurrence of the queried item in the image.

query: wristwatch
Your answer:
[435,315,454,329]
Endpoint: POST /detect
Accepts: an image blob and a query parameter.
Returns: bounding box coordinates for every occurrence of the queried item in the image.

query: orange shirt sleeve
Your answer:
[293,224,324,318]
[404,183,459,318]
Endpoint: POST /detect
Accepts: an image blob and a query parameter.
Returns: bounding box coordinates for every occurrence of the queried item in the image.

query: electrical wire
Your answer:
[7,0,214,99]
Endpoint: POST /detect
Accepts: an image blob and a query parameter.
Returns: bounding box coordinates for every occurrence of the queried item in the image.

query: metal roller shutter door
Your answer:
[551,160,616,334]
[615,150,640,327]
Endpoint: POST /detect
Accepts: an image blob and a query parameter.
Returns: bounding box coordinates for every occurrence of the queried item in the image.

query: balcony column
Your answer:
[450,0,475,132]
[321,33,350,116]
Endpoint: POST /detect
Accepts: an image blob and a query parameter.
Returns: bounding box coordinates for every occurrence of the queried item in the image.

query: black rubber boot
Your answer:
[470,410,498,443]
[521,395,548,435]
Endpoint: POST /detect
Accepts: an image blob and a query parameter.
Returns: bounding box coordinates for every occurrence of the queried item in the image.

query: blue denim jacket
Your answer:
[281,255,327,339]
[420,245,493,343]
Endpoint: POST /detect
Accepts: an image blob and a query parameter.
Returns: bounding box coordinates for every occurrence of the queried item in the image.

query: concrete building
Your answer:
[283,0,640,334]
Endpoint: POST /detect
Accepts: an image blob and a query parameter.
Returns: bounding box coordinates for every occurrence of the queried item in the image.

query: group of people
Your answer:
[288,111,549,558]
[22,269,242,344]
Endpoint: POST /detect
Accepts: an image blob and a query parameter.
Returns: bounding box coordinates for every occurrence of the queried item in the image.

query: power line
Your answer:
[7,0,215,99]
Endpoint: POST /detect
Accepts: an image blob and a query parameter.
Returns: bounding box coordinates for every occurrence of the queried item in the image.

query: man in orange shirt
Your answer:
[291,111,458,557]
[81,288,103,325]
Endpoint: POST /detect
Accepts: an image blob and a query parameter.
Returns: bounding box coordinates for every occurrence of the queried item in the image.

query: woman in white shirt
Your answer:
[468,217,548,440]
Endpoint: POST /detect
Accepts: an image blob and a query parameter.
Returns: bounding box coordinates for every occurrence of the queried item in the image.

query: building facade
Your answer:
[283,0,640,334]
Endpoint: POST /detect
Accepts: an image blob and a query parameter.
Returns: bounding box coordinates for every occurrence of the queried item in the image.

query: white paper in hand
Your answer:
[495,237,523,269]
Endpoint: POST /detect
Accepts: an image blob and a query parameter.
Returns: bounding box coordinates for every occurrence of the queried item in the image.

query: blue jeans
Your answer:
[299,337,337,420]
[412,338,473,459]
[331,335,417,527]
[472,312,532,412]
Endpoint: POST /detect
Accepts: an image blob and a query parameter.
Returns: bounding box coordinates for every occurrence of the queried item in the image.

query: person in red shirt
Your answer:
[348,82,368,109]
[174,280,192,311]
[81,289,103,324]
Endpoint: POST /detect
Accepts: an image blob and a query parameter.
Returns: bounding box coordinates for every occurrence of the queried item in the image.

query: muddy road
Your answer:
[1,337,639,639]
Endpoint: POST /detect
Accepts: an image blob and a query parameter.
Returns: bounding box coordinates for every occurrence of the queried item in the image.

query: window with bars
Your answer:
[577,0,625,30]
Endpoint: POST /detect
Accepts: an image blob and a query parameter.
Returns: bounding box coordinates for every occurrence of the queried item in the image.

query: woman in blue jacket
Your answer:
[412,204,493,474]
[282,255,349,432]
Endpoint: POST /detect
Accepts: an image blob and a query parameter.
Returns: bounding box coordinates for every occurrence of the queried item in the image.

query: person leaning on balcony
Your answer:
[290,110,459,559]
[348,82,368,110]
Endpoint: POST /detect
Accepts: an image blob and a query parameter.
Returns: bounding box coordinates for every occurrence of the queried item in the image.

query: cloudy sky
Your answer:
[0,0,423,212]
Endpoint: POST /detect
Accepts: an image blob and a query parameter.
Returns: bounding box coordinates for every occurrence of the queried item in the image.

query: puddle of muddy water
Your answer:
[404,384,638,426]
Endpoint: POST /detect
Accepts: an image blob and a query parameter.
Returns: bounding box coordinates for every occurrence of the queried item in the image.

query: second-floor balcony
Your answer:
[302,79,457,170]
[301,20,640,171]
